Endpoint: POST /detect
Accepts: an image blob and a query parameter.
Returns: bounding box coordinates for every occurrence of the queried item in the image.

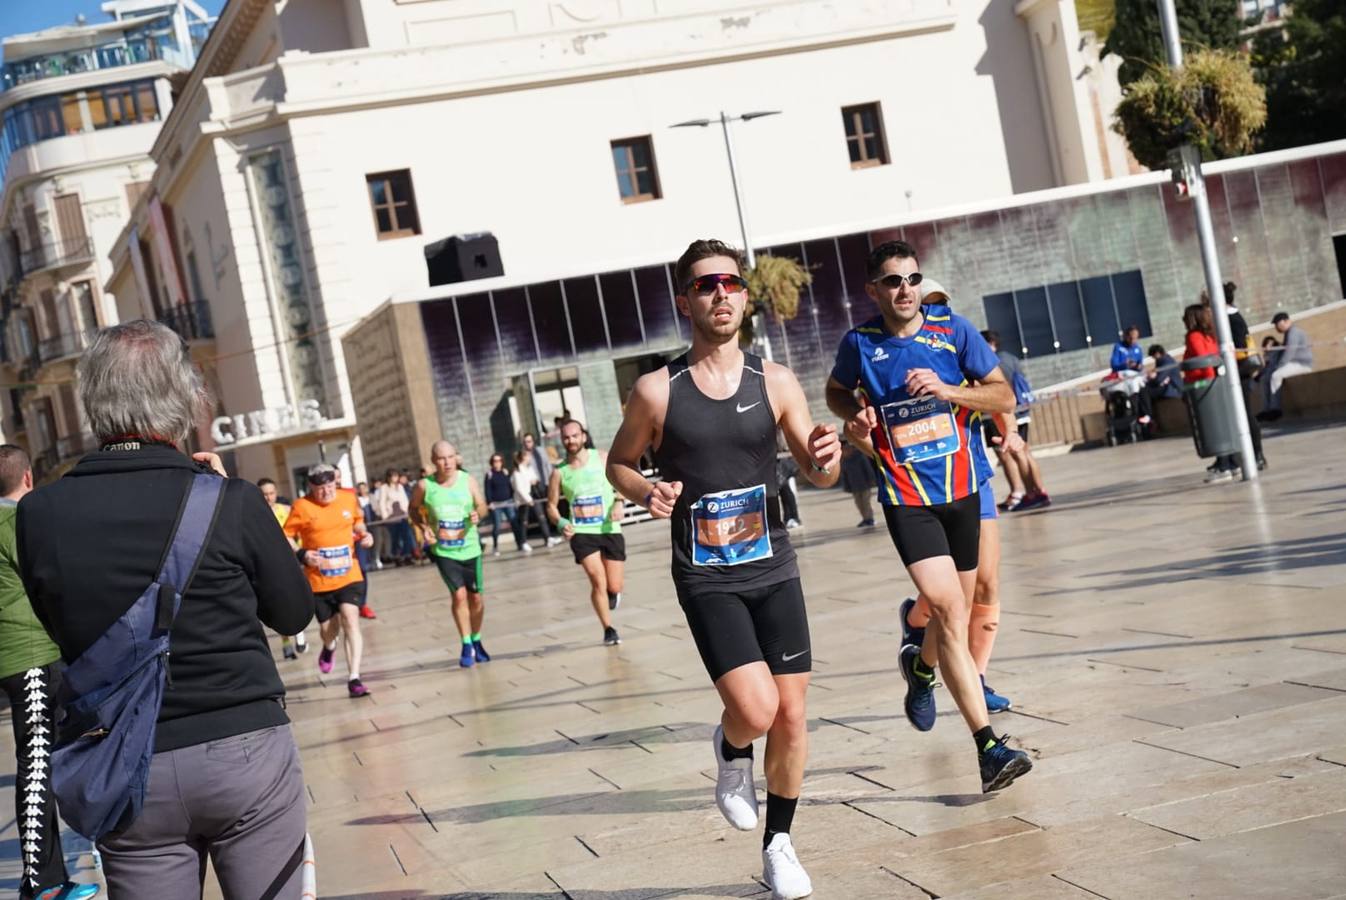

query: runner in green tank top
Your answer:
[410,440,491,668]
[547,419,625,646]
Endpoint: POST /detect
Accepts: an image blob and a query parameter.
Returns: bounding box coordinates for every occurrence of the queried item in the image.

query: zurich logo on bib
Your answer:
[690,484,773,567]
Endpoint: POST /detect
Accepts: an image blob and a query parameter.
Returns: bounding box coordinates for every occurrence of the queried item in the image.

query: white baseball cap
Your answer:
[920,277,951,304]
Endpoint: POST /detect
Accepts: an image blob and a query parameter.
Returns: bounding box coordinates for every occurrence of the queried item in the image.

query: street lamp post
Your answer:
[672,110,781,355]
[1156,0,1258,481]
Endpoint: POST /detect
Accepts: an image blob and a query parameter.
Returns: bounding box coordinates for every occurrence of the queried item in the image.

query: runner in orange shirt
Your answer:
[284,463,375,698]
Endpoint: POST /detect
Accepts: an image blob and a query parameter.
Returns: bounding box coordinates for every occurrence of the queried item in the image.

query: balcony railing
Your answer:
[37,329,95,365]
[158,300,215,342]
[20,237,94,276]
[1,28,192,92]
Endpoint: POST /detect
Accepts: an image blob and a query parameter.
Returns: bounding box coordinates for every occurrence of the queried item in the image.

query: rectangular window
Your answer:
[842,102,889,168]
[365,169,420,239]
[136,81,159,123]
[983,269,1149,359]
[610,136,661,203]
[62,95,84,134]
[71,281,99,332]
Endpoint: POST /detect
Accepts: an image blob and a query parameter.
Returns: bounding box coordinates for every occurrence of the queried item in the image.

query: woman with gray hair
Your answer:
[17,320,316,898]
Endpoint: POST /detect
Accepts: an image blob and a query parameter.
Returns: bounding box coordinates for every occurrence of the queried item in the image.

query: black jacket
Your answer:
[17,444,314,751]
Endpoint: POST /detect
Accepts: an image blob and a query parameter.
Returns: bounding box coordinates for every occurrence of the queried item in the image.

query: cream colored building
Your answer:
[0,0,212,479]
[104,0,1130,491]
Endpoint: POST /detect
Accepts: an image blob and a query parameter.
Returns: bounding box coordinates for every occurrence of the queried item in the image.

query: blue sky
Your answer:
[0,1,227,43]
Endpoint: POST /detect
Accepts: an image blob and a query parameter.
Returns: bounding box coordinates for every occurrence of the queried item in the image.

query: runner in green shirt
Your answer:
[547,419,625,646]
[410,440,490,668]
[0,444,99,899]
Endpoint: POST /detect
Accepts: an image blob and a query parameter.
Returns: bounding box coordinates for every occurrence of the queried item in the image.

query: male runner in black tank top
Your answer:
[608,240,841,900]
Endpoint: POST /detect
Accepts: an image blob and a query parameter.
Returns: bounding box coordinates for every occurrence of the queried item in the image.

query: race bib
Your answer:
[690,484,774,567]
[880,396,960,464]
[437,518,466,548]
[572,494,606,526]
[317,545,352,577]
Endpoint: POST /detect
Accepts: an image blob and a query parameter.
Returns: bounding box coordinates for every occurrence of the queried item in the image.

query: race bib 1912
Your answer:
[690,484,774,567]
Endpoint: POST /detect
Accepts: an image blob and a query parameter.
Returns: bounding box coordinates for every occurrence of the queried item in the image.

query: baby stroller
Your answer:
[1100,373,1144,445]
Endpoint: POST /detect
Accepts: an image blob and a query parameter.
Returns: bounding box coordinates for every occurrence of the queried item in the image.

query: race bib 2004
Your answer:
[880,396,960,464]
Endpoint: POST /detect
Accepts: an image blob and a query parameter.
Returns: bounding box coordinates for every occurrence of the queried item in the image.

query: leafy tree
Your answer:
[739,255,811,348]
[1103,0,1240,87]
[1252,0,1346,150]
[1113,49,1266,169]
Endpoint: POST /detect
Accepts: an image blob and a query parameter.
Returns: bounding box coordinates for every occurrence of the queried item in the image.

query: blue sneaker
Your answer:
[459,643,476,668]
[472,640,491,662]
[982,675,1012,713]
[35,884,100,900]
[899,644,936,732]
[899,597,925,651]
[979,735,1033,793]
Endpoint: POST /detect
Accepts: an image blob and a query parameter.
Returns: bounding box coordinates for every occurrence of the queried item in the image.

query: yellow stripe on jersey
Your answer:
[857,326,885,334]
[926,313,951,322]
[945,453,953,500]
[906,463,932,505]
[914,334,956,353]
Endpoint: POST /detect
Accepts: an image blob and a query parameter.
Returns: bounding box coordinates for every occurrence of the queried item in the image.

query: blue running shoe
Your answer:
[899,644,936,732]
[899,597,925,651]
[459,643,476,668]
[982,675,1012,713]
[979,736,1033,793]
[472,640,491,662]
[36,884,100,900]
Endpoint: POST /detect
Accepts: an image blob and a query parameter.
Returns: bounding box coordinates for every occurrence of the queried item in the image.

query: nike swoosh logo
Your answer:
[782,649,809,662]
[736,402,760,414]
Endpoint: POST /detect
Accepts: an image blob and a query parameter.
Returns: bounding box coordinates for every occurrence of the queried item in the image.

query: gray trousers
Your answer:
[99,724,307,899]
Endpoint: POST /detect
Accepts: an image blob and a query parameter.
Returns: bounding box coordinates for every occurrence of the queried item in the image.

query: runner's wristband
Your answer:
[643,491,653,509]
[558,517,571,530]
[812,462,832,475]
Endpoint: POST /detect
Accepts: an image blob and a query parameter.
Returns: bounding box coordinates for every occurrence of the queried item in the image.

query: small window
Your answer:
[841,102,889,168]
[610,136,661,203]
[365,170,421,240]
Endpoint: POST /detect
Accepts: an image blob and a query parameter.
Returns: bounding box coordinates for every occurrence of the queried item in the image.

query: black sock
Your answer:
[720,735,753,761]
[913,656,935,681]
[608,591,621,604]
[763,792,798,849]
[973,725,997,754]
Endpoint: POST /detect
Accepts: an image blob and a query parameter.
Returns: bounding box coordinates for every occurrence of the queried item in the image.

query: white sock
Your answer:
[324,640,337,652]
[348,672,360,681]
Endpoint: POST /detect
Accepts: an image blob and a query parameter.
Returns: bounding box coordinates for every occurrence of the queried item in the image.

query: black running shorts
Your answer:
[313,582,366,623]
[569,533,626,564]
[434,554,483,595]
[983,419,1030,446]
[676,577,812,683]
[882,493,981,571]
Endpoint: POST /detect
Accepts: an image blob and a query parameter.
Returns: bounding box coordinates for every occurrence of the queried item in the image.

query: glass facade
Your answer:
[0,78,161,181]
[410,150,1346,467]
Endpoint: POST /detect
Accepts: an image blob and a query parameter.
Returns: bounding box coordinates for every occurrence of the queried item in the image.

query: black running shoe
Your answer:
[603,626,621,646]
[980,736,1032,792]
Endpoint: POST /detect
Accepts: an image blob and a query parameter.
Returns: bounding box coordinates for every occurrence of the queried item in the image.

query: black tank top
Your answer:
[654,352,798,591]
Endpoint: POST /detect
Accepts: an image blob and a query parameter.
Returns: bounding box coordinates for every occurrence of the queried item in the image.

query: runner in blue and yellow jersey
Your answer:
[825,239,1032,794]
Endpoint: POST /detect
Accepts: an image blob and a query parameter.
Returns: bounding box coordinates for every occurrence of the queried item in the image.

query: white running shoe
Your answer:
[520,543,533,554]
[762,833,812,899]
[547,536,563,547]
[711,724,758,830]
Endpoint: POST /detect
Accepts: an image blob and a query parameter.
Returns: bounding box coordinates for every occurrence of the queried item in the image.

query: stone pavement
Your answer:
[3,422,1346,899]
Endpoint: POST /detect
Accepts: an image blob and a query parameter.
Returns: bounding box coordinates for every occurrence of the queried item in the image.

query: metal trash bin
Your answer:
[1181,354,1240,458]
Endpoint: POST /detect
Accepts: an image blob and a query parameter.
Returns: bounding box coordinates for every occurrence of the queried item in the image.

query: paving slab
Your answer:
[2,422,1345,897]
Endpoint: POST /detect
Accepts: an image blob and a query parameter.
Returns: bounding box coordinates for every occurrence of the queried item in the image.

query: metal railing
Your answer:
[20,237,94,275]
[158,300,215,342]
[1,31,191,91]
[37,329,95,365]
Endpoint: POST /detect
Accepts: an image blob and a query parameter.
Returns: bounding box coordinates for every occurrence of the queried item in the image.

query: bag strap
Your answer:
[153,473,226,633]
